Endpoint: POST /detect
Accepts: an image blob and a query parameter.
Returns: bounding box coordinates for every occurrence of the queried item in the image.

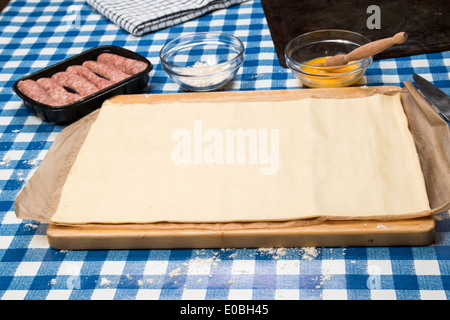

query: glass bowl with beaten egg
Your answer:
[285,30,373,88]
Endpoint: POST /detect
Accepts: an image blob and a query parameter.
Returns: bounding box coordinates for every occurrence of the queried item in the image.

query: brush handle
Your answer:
[324,32,408,67]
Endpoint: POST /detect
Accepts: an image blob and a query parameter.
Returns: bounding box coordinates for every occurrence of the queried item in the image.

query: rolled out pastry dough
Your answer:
[51,94,430,224]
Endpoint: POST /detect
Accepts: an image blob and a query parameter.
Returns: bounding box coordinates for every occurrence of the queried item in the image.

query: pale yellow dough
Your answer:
[51,94,430,224]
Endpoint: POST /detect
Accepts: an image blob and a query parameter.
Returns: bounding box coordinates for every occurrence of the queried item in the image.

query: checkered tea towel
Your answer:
[87,0,249,36]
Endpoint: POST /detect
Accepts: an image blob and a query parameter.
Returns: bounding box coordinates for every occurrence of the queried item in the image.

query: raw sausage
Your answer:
[66,65,113,90]
[17,79,58,106]
[51,71,98,97]
[36,78,81,105]
[82,60,129,83]
[97,53,147,75]
[17,53,148,109]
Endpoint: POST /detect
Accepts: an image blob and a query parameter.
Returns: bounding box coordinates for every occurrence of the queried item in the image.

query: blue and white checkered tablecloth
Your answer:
[0,0,449,301]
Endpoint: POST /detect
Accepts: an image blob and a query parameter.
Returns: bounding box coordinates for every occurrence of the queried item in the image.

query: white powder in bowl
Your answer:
[181,61,232,88]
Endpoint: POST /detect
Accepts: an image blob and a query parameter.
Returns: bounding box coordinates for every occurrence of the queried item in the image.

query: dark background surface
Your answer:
[261,0,450,67]
[0,0,9,13]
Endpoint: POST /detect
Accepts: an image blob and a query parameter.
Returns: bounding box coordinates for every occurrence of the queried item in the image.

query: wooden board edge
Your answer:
[105,86,403,105]
[46,216,435,250]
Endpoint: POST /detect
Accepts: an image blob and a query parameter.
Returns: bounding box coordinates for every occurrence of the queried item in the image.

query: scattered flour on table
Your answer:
[256,247,320,261]
[435,211,450,221]
[26,159,38,166]
[169,266,182,277]
[257,247,287,259]
[134,246,347,291]
[163,250,226,288]
[301,247,319,260]
[138,278,154,286]
[24,223,38,230]
[100,277,111,286]
[0,156,11,166]
[315,274,332,289]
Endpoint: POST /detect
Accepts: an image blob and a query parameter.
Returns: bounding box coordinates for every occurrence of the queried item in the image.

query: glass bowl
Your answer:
[160,32,245,91]
[285,30,373,88]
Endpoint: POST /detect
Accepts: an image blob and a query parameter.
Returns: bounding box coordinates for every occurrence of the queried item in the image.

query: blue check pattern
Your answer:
[0,0,449,300]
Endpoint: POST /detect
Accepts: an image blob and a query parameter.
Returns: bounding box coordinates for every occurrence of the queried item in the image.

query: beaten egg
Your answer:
[299,56,365,88]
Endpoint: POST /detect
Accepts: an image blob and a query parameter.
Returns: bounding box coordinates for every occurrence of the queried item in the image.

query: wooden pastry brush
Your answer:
[322,32,408,67]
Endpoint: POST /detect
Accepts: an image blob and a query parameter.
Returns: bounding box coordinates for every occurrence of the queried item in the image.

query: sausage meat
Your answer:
[36,78,81,105]
[17,79,58,106]
[17,53,148,108]
[82,60,129,83]
[66,65,113,90]
[97,53,147,75]
[51,72,98,97]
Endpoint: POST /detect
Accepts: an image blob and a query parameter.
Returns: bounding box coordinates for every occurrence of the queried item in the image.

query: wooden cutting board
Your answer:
[47,217,435,250]
[44,86,436,250]
[261,0,450,67]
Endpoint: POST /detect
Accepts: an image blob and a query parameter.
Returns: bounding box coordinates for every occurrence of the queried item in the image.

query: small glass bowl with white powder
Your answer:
[160,32,245,91]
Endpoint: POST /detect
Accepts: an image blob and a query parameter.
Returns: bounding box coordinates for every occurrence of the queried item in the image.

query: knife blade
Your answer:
[413,73,450,122]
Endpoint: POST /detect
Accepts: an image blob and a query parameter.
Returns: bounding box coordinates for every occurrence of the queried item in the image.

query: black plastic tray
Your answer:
[13,45,153,125]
